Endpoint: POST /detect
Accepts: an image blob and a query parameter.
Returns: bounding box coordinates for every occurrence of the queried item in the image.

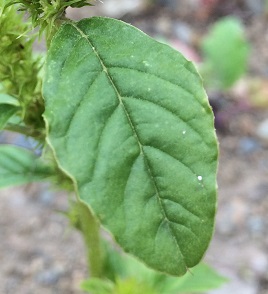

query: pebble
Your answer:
[247,216,265,235]
[238,137,260,154]
[245,0,265,15]
[209,280,257,294]
[173,21,194,44]
[36,266,65,286]
[99,0,144,17]
[250,251,268,275]
[38,189,54,206]
[256,119,268,140]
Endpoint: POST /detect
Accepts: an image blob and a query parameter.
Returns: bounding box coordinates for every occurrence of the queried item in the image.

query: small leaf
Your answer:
[0,94,20,129]
[201,17,249,89]
[0,145,53,188]
[101,241,227,293]
[0,93,19,105]
[113,278,157,294]
[163,263,228,293]
[80,278,114,294]
[43,17,218,276]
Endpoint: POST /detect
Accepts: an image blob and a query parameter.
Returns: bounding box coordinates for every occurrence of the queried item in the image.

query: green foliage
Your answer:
[201,17,250,89]
[43,17,218,276]
[81,278,115,294]
[81,278,157,294]
[0,145,54,188]
[0,94,20,129]
[0,0,45,132]
[81,241,227,294]
[0,1,222,291]
[5,0,93,36]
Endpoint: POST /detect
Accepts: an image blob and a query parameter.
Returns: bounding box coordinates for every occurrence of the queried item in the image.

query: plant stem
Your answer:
[46,17,68,48]
[77,200,103,278]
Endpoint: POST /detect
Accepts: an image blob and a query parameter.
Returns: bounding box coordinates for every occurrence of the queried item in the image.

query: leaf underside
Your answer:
[43,17,218,276]
[0,145,52,188]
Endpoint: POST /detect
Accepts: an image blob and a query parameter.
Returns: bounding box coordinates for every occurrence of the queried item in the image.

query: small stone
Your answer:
[238,137,260,154]
[173,21,193,44]
[247,216,265,234]
[39,190,54,206]
[99,0,144,17]
[36,266,64,286]
[257,119,268,140]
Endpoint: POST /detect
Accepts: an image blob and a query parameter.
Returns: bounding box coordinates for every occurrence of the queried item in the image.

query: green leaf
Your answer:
[81,277,158,294]
[0,145,53,188]
[201,17,250,89]
[80,278,114,294]
[113,278,157,294]
[0,93,19,105]
[162,263,228,293]
[0,94,20,129]
[101,241,227,293]
[43,17,218,276]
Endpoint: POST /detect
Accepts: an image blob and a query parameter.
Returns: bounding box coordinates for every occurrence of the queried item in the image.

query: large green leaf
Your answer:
[0,145,53,188]
[43,17,218,276]
[0,94,20,129]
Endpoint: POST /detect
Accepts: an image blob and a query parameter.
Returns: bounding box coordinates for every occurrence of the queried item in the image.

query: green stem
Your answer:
[46,17,68,48]
[77,200,103,278]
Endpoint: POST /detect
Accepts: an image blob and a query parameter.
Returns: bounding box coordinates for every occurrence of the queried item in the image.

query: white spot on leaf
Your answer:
[143,60,150,67]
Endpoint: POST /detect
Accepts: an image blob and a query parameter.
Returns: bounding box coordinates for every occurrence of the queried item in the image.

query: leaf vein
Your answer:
[91,104,120,180]
[122,95,209,148]
[143,145,203,188]
[169,220,201,243]
[64,71,103,135]
[162,197,202,221]
[71,23,189,269]
[108,65,204,109]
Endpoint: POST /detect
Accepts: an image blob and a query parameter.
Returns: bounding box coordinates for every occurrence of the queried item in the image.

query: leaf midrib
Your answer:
[71,23,188,270]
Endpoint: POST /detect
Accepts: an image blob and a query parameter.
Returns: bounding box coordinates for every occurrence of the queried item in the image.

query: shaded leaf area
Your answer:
[43,17,218,275]
[0,145,53,188]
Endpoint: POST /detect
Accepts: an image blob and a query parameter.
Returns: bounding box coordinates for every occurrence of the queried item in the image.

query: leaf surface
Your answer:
[43,17,218,276]
[0,145,53,188]
[0,94,20,129]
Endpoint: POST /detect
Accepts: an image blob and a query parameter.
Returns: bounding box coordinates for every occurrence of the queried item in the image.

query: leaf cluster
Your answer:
[5,0,94,35]
[0,0,45,132]
[80,241,227,294]
[0,1,220,290]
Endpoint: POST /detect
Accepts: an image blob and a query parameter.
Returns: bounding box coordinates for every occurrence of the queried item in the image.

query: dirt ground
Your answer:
[1,1,268,293]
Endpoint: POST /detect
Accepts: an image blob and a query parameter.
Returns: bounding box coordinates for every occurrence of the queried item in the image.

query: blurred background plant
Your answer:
[200,16,250,90]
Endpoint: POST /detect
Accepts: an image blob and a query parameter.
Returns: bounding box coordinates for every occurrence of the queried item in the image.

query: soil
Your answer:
[1,1,268,293]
